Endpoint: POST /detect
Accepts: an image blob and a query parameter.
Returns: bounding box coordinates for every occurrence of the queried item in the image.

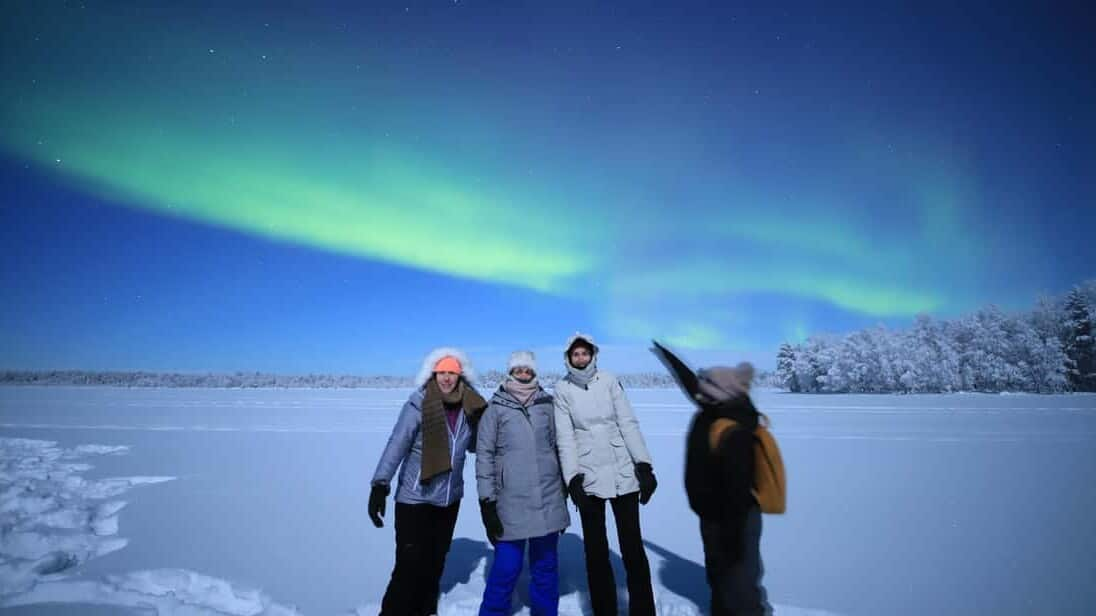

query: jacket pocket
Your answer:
[576,441,594,473]
[610,434,634,478]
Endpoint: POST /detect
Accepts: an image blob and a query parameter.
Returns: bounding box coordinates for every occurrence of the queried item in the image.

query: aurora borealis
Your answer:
[2,2,1093,373]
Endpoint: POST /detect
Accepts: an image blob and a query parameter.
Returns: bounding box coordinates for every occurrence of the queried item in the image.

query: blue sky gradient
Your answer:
[2,1,1093,374]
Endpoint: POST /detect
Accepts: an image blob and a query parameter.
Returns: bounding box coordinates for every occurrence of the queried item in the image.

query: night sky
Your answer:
[2,1,1093,374]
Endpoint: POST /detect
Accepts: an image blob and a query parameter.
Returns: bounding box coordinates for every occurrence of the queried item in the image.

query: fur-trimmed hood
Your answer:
[414,347,478,388]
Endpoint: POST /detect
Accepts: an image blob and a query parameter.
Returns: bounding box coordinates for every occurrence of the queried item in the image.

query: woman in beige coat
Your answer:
[554,333,657,616]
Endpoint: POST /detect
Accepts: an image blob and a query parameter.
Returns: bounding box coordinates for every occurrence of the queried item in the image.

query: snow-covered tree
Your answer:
[771,280,1093,394]
[904,315,961,392]
[1063,287,1096,391]
[776,343,799,392]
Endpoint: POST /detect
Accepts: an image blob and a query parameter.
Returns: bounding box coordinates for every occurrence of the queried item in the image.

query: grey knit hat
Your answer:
[696,362,755,403]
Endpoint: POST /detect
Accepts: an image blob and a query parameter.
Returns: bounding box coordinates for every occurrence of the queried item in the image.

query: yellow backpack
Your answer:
[709,414,786,514]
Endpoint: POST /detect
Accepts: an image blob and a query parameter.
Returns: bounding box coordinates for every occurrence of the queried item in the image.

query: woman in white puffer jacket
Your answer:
[554,333,657,616]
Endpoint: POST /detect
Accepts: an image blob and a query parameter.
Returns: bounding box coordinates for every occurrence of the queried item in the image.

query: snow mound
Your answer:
[69,444,130,456]
[2,569,302,615]
[0,437,174,597]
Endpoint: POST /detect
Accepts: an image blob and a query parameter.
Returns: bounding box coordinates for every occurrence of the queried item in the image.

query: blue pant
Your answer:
[479,532,560,616]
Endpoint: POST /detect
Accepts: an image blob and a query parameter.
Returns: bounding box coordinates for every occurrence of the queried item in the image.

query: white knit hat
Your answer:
[507,350,537,375]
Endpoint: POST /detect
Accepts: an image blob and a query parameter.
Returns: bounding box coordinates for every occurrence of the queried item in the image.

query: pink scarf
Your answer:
[503,376,539,407]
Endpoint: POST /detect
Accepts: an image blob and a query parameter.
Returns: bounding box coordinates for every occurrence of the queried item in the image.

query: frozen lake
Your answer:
[2,386,1095,615]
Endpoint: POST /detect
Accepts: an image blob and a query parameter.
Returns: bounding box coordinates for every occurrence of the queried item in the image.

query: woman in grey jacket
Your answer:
[368,348,488,616]
[476,350,570,615]
[554,333,658,616]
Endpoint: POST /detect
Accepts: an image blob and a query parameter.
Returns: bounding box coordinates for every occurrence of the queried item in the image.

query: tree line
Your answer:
[775,281,1096,393]
[0,369,682,389]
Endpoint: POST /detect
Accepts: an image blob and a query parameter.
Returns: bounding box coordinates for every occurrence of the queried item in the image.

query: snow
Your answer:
[1,386,1095,615]
[0,437,173,599]
[3,570,302,616]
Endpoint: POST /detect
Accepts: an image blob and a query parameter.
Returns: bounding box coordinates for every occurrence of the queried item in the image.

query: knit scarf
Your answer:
[503,375,540,407]
[565,359,598,388]
[420,378,487,483]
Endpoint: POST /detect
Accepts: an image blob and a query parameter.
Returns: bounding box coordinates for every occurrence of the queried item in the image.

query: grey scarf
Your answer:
[566,360,598,388]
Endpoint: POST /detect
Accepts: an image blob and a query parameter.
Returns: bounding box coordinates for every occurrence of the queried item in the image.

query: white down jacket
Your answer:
[554,369,653,499]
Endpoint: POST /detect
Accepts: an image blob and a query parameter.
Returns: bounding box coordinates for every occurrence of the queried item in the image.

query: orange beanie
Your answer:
[433,356,462,374]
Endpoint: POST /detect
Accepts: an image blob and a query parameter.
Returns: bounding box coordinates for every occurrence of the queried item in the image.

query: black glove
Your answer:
[635,462,657,505]
[368,483,389,528]
[567,474,590,510]
[479,499,504,544]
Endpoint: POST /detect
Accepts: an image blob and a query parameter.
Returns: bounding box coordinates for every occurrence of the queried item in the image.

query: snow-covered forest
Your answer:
[5,281,1091,395]
[776,281,1096,393]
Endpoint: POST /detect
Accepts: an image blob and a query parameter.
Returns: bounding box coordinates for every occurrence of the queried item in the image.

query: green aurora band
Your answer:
[0,5,992,349]
[0,94,963,346]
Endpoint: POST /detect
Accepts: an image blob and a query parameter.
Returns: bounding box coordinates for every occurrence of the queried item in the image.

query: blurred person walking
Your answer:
[652,340,780,616]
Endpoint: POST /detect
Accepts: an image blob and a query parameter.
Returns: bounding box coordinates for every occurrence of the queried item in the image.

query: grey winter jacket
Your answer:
[476,387,570,541]
[372,388,475,507]
[554,370,653,499]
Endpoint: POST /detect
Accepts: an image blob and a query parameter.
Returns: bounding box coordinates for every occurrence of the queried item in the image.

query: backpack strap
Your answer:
[709,417,739,452]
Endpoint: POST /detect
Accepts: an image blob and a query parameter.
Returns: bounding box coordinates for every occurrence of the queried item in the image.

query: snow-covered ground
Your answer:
[1,386,1094,615]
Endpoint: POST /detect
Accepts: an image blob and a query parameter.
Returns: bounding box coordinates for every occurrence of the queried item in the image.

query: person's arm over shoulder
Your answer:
[553,384,580,483]
[608,373,652,465]
[371,394,421,487]
[475,401,500,501]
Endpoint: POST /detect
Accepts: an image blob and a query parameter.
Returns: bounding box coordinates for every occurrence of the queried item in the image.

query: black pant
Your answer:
[380,501,460,616]
[577,491,655,616]
[700,506,771,616]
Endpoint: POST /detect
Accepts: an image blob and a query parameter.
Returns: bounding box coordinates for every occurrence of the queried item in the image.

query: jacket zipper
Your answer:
[446,413,463,505]
[518,403,539,504]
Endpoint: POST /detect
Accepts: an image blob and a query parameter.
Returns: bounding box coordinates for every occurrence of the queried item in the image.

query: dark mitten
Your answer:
[368,483,389,528]
[567,474,590,510]
[635,462,657,504]
[479,499,504,544]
